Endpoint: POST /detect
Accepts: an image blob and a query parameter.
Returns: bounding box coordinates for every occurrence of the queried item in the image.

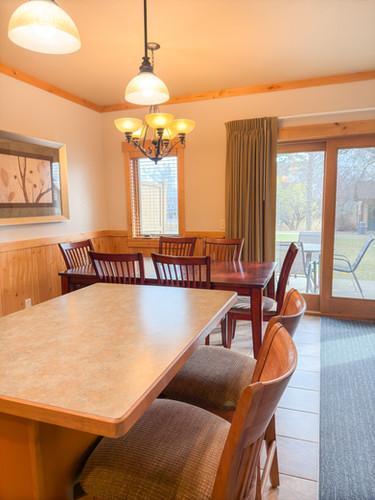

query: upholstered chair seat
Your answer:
[161,345,256,414]
[78,399,229,500]
[233,295,277,312]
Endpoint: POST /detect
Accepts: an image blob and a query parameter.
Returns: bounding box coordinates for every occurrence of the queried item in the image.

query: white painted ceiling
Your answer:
[1,0,374,106]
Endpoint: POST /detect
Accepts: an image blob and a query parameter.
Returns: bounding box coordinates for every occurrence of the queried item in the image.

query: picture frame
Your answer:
[0,130,69,225]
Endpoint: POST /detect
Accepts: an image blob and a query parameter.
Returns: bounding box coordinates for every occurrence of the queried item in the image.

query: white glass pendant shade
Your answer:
[114,117,143,133]
[125,71,169,105]
[8,0,81,55]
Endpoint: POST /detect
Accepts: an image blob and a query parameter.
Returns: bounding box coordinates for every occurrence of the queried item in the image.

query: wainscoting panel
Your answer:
[0,230,224,316]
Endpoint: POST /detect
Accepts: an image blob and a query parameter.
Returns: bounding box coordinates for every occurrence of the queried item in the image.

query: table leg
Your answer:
[251,287,263,358]
[61,275,70,295]
[0,412,98,500]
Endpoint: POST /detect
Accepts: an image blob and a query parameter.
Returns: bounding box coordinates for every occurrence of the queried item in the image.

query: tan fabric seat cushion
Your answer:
[79,399,229,500]
[162,346,256,412]
[232,295,277,312]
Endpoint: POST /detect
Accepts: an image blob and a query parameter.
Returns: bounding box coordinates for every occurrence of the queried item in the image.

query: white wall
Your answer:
[0,73,107,242]
[102,79,375,231]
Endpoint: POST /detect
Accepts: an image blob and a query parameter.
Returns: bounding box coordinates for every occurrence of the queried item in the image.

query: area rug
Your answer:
[320,318,375,500]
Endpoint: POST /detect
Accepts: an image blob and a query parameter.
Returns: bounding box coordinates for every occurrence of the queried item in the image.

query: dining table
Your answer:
[0,283,236,500]
[59,257,276,357]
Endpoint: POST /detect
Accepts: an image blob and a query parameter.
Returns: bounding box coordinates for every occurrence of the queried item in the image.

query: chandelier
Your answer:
[8,0,81,55]
[115,0,195,164]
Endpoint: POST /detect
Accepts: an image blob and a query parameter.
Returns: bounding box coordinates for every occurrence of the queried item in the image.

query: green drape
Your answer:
[225,117,278,262]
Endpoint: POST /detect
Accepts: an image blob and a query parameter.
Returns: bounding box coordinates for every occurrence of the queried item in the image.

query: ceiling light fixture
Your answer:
[8,0,81,55]
[116,0,195,164]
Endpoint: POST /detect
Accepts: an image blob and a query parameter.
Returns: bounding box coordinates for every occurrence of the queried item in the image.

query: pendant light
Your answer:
[125,0,169,105]
[8,0,81,55]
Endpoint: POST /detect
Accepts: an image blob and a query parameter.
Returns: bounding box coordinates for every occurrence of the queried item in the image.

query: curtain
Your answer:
[225,117,278,262]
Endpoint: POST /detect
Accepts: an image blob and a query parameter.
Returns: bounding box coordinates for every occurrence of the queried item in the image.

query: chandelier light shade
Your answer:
[114,117,143,134]
[125,71,169,106]
[114,106,195,164]
[170,119,196,135]
[8,0,81,55]
[145,113,174,129]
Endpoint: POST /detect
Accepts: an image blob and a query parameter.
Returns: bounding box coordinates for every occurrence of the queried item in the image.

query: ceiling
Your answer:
[1,0,375,106]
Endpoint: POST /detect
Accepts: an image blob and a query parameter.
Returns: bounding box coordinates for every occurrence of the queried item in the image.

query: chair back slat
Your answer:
[275,242,298,313]
[151,253,211,288]
[203,238,244,261]
[89,251,145,285]
[59,240,94,269]
[268,288,306,337]
[158,236,197,256]
[213,323,297,499]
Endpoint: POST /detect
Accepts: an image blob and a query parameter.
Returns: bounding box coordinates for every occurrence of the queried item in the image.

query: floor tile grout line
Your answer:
[277,405,320,415]
[287,385,320,392]
[278,471,319,483]
[277,432,319,444]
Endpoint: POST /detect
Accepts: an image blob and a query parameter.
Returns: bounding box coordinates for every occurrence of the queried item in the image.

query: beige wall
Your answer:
[0,74,107,243]
[1,73,375,243]
[102,79,375,232]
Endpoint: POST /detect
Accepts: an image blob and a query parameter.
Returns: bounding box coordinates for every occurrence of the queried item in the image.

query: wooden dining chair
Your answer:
[59,239,94,269]
[161,288,305,493]
[151,253,211,288]
[203,237,244,261]
[158,235,197,256]
[89,251,145,284]
[77,322,297,500]
[228,242,298,349]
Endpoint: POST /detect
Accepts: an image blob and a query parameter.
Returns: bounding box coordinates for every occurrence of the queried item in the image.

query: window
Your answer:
[124,144,184,239]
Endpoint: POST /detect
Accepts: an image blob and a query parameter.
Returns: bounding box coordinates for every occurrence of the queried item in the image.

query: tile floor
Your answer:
[211,314,321,500]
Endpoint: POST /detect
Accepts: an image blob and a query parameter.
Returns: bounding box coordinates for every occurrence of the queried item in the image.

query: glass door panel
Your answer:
[332,146,375,299]
[276,145,324,297]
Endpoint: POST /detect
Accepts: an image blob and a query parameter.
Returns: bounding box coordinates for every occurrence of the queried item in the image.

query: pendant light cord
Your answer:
[143,0,148,59]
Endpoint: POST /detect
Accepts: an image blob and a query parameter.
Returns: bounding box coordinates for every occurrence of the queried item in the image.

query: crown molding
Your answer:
[101,70,375,113]
[0,63,104,113]
[1,62,374,114]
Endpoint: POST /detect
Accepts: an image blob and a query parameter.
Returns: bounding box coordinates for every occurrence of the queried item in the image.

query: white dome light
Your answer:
[8,0,81,55]
[125,71,169,106]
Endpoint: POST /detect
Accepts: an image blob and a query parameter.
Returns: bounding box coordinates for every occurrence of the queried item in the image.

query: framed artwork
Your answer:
[0,130,69,225]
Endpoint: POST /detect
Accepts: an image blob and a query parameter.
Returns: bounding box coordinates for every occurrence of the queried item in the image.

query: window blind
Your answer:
[129,156,179,237]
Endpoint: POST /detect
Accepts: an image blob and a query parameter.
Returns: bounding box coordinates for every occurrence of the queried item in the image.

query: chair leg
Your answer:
[220,317,228,348]
[205,335,210,345]
[262,415,280,489]
[352,270,364,298]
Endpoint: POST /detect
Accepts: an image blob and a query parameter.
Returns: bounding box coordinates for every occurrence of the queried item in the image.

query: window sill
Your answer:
[127,238,160,248]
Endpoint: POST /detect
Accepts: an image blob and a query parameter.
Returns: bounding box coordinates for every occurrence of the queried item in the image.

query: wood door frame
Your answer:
[320,133,375,320]
[277,128,375,319]
[277,141,326,313]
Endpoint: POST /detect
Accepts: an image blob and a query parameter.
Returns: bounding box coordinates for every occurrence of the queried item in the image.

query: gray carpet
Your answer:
[320,318,375,500]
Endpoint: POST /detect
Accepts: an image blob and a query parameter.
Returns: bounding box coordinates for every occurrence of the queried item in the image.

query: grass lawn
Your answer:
[276,231,375,281]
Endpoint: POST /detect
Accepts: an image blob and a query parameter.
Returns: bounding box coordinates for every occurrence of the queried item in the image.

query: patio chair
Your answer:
[333,235,375,298]
[276,241,314,292]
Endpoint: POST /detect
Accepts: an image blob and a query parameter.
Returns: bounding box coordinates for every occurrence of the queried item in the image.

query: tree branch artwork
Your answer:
[0,152,53,205]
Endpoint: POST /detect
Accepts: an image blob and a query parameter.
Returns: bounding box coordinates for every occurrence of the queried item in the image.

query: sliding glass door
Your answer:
[321,135,375,319]
[277,134,375,319]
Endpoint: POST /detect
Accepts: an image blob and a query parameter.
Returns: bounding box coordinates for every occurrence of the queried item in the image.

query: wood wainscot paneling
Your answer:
[0,230,226,316]
[0,230,124,316]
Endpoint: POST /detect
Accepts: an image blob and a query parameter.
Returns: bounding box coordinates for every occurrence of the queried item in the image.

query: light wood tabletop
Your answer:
[0,283,237,438]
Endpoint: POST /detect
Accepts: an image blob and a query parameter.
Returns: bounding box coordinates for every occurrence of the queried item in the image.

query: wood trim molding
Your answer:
[1,62,374,114]
[0,230,112,253]
[101,70,375,112]
[279,119,375,142]
[0,63,103,113]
